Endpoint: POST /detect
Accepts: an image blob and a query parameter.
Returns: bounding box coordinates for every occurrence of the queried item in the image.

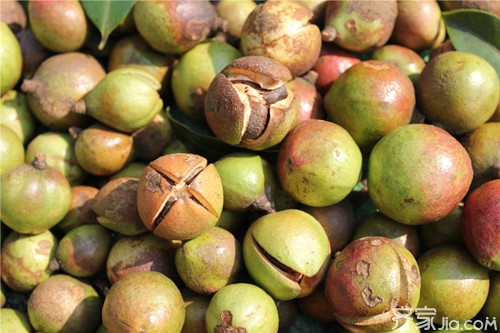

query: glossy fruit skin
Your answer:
[417,244,490,324]
[74,123,135,177]
[324,60,415,151]
[205,283,279,333]
[102,271,185,333]
[277,119,362,207]
[325,236,421,332]
[28,0,88,53]
[461,179,500,271]
[1,154,72,234]
[175,226,243,295]
[242,209,331,301]
[27,274,102,333]
[416,51,500,135]
[1,230,58,293]
[240,0,322,77]
[0,22,22,95]
[368,124,473,225]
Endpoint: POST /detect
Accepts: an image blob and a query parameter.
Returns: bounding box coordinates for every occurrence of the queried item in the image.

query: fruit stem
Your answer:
[32,153,47,170]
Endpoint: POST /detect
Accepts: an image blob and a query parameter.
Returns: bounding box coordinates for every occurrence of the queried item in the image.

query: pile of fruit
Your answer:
[1,1,499,332]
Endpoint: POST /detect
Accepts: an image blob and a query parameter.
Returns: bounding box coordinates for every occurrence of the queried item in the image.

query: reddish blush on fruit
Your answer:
[461,179,500,271]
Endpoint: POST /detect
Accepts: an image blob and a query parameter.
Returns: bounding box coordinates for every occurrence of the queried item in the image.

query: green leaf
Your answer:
[81,0,135,50]
[442,9,500,80]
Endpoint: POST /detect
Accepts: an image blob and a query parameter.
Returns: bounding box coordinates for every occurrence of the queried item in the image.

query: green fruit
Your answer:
[27,274,102,333]
[0,90,36,144]
[0,308,32,333]
[175,226,243,295]
[214,152,276,213]
[0,124,24,176]
[416,51,500,134]
[1,153,72,234]
[79,68,164,133]
[0,22,22,95]
[368,124,473,225]
[1,229,58,293]
[243,209,331,300]
[25,131,87,186]
[277,119,362,207]
[102,271,185,333]
[417,244,489,324]
[171,39,242,120]
[205,283,280,333]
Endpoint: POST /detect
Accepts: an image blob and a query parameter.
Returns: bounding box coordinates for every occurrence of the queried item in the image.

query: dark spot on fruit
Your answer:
[404,198,414,203]
[362,285,383,307]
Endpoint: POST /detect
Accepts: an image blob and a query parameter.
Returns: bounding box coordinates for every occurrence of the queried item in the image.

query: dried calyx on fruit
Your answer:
[204,56,299,151]
[136,153,224,241]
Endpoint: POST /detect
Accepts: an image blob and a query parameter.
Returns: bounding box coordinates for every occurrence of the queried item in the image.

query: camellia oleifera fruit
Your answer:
[367,124,473,225]
[277,119,362,207]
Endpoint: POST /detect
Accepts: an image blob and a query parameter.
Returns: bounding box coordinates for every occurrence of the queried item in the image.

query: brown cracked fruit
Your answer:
[325,236,421,332]
[136,153,224,241]
[240,0,322,77]
[204,55,299,151]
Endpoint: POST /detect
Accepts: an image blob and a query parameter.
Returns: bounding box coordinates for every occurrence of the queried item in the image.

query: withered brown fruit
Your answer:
[136,153,224,241]
[204,55,299,151]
